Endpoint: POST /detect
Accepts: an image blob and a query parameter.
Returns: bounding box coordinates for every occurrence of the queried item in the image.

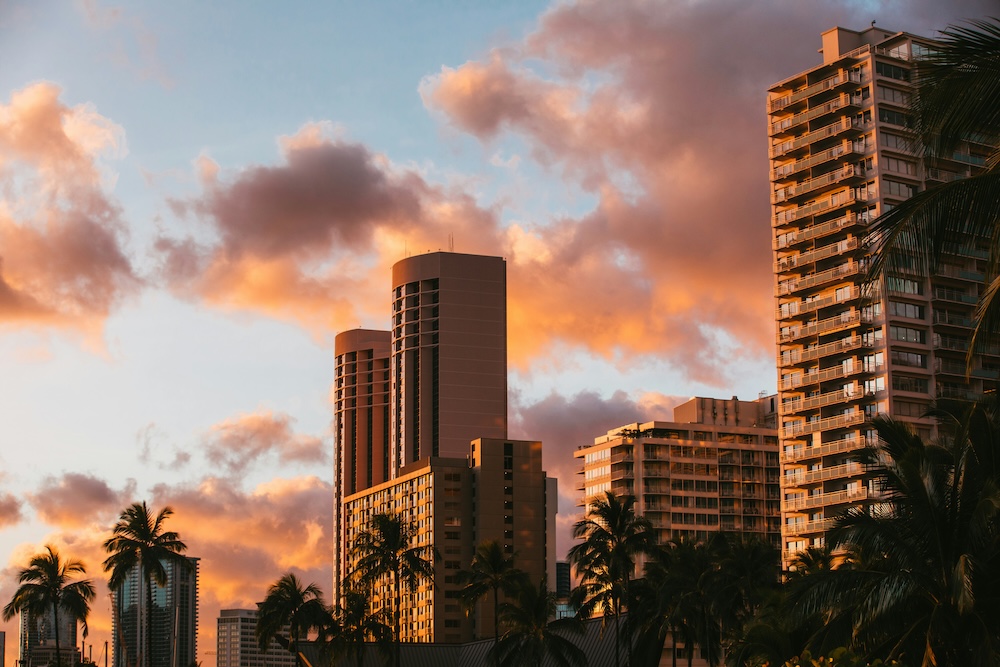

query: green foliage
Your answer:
[781,647,903,667]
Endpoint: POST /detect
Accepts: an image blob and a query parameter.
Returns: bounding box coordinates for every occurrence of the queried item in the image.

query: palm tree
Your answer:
[492,579,586,667]
[351,512,435,667]
[865,19,1000,355]
[793,402,1000,666]
[326,586,390,667]
[102,502,190,667]
[3,545,96,667]
[568,492,654,667]
[456,540,527,656]
[256,573,328,667]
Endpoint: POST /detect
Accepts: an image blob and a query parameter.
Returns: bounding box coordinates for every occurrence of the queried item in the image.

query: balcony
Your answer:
[935,265,986,282]
[776,237,858,272]
[779,311,869,343]
[933,311,974,328]
[769,69,864,113]
[934,359,1000,379]
[784,462,865,487]
[781,386,868,415]
[769,93,859,136]
[781,363,852,390]
[770,120,864,160]
[781,486,868,512]
[779,335,869,367]
[777,262,861,296]
[774,191,861,227]
[781,435,873,463]
[774,213,861,250]
[781,411,865,439]
[773,164,863,204]
[783,518,835,536]
[777,286,860,320]
[925,168,967,183]
[773,142,858,182]
[932,287,978,304]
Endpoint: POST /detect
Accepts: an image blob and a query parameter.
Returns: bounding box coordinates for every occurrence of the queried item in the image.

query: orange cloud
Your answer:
[0,83,140,338]
[0,491,22,528]
[203,410,329,478]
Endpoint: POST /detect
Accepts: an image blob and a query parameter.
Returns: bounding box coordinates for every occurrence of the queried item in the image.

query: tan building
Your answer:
[216,609,296,667]
[343,438,555,644]
[767,26,996,561]
[575,396,780,547]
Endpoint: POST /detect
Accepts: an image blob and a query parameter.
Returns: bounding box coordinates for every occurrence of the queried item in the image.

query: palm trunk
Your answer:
[624,571,632,667]
[145,570,154,667]
[614,597,621,667]
[393,572,400,667]
[53,601,63,667]
[492,585,500,666]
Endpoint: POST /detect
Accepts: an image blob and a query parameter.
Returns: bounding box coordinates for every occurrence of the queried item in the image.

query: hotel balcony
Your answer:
[925,167,968,184]
[772,141,859,182]
[773,163,864,204]
[932,287,978,304]
[784,517,835,536]
[777,286,859,320]
[781,434,873,463]
[770,120,866,160]
[777,261,861,296]
[781,486,868,512]
[933,311,974,329]
[781,386,872,415]
[781,363,853,390]
[769,93,860,137]
[778,310,869,343]
[781,410,865,439]
[774,190,862,227]
[768,69,865,113]
[784,461,864,487]
[776,237,858,272]
[774,213,861,250]
[934,358,999,379]
[778,335,872,368]
[935,265,985,283]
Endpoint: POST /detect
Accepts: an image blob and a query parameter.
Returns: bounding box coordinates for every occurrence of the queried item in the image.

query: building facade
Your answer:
[767,26,996,561]
[17,609,77,667]
[216,610,295,667]
[575,395,781,546]
[112,558,199,667]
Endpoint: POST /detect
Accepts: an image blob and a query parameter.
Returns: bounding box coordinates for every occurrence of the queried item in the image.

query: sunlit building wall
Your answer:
[575,395,781,547]
[767,26,996,562]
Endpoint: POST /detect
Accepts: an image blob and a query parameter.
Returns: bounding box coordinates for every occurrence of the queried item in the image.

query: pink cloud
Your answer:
[0,492,23,528]
[203,410,329,477]
[0,83,140,337]
[28,473,137,528]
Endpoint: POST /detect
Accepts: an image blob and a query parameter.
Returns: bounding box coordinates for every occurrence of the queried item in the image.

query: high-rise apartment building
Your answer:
[767,26,995,561]
[16,608,77,667]
[575,395,780,546]
[112,558,199,667]
[333,252,556,644]
[216,609,296,667]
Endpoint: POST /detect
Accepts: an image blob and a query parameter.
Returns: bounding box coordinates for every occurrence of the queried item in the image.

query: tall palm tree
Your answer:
[568,492,654,667]
[351,512,435,667]
[102,502,189,667]
[256,573,328,667]
[794,402,1000,666]
[3,545,96,667]
[456,540,527,656]
[325,586,390,667]
[865,19,1000,355]
[492,579,586,667]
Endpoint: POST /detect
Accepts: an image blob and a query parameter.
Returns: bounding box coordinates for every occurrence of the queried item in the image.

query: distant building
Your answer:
[216,610,295,667]
[111,558,199,667]
[575,395,781,546]
[17,607,78,667]
[554,561,571,599]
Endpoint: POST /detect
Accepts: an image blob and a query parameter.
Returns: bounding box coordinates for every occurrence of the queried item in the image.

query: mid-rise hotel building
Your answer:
[216,609,296,667]
[576,395,780,547]
[767,26,995,560]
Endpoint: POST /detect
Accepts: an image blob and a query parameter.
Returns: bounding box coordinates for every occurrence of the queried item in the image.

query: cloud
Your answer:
[136,422,191,470]
[0,83,140,338]
[203,410,329,478]
[0,492,23,528]
[28,473,137,528]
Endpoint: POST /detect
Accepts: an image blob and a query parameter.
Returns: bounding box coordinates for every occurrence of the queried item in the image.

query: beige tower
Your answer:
[391,252,507,471]
[767,26,995,562]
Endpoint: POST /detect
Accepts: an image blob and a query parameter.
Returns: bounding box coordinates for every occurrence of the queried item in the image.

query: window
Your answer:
[892,375,929,393]
[884,179,917,198]
[887,277,922,295]
[891,350,926,368]
[877,85,911,105]
[876,61,910,81]
[883,156,916,175]
[895,400,928,417]
[879,108,911,127]
[888,301,924,319]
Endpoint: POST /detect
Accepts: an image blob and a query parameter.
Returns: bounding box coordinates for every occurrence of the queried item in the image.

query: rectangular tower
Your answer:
[391,252,507,472]
[767,26,995,562]
[216,609,296,667]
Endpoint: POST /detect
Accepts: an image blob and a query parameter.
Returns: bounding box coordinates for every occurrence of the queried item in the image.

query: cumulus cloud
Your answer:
[28,473,136,528]
[0,83,140,337]
[0,492,23,528]
[203,410,329,478]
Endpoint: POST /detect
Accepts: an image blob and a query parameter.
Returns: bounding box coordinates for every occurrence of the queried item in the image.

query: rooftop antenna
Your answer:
[448,233,454,252]
[871,20,876,27]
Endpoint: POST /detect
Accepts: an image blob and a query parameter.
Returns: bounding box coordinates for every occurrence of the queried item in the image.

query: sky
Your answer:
[0,1,995,665]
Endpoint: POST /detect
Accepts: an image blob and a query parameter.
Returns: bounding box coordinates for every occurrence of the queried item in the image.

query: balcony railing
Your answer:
[932,287,978,304]
[773,164,861,204]
[781,363,852,390]
[774,213,861,250]
[776,237,858,272]
[784,518,835,536]
[769,94,858,136]
[781,410,865,439]
[769,70,864,112]
[777,262,861,296]
[779,335,869,367]
[778,310,869,343]
[774,191,861,226]
[781,435,873,463]
[936,265,985,282]
[933,311,974,328]
[784,462,864,486]
[781,486,868,512]
[773,142,857,181]
[770,120,863,159]
[781,386,868,415]
[777,286,860,320]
